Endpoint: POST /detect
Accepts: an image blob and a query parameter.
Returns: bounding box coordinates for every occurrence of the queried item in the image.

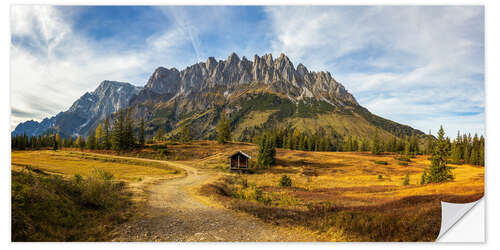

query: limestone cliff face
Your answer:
[132,52,422,141]
[143,52,358,106]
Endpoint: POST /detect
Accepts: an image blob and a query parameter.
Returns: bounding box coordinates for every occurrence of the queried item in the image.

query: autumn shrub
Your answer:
[403,173,410,186]
[11,169,132,241]
[279,175,292,187]
[395,156,411,162]
[374,160,388,165]
[78,169,122,210]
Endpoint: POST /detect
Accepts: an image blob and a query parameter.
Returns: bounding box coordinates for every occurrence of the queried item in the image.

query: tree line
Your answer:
[12,110,485,168]
[12,108,146,152]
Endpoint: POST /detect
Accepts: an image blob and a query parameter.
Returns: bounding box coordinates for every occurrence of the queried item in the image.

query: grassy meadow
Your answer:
[11,140,484,241]
[11,150,183,241]
[176,141,483,241]
[12,150,182,182]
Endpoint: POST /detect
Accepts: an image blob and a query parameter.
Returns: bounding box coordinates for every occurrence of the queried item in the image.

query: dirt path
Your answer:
[98,154,307,242]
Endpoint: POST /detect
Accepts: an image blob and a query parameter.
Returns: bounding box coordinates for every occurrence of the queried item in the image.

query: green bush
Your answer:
[279,175,292,187]
[74,173,83,184]
[398,162,409,166]
[403,173,410,186]
[158,149,166,159]
[11,169,131,241]
[395,156,411,162]
[231,184,271,205]
[374,160,388,165]
[78,169,121,209]
[378,174,383,180]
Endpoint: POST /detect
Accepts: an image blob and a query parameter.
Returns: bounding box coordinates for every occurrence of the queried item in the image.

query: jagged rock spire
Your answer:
[144,52,358,105]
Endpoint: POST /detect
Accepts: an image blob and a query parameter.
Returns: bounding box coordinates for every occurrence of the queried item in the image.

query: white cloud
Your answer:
[265,6,484,136]
[10,6,196,130]
[10,6,485,137]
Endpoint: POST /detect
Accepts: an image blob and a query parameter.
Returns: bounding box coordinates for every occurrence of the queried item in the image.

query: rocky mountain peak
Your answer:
[206,57,217,71]
[14,80,141,137]
[262,53,274,66]
[297,63,308,76]
[143,52,359,106]
[227,52,240,64]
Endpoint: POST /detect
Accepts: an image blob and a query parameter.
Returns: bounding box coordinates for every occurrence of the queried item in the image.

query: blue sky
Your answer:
[10,6,484,137]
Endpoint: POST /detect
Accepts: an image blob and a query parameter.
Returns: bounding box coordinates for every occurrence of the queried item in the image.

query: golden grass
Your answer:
[233,110,277,138]
[12,141,484,241]
[182,140,483,241]
[243,150,484,207]
[11,150,180,182]
[288,113,396,140]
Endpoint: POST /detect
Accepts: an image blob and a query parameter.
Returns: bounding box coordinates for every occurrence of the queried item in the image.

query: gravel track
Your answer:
[104,156,306,242]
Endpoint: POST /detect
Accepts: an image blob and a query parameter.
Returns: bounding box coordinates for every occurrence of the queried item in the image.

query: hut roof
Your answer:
[228,151,251,159]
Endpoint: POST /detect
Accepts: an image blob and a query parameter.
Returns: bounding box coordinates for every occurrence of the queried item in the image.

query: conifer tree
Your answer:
[156,127,164,142]
[138,118,145,148]
[103,118,111,150]
[425,126,453,183]
[293,130,301,150]
[307,136,314,151]
[371,130,382,155]
[31,136,37,148]
[420,171,427,185]
[352,138,358,152]
[112,110,125,151]
[479,135,485,166]
[287,131,293,150]
[53,135,59,151]
[217,113,231,144]
[403,173,410,186]
[450,143,461,164]
[55,133,61,149]
[95,123,103,149]
[344,136,352,152]
[423,131,432,155]
[409,134,419,154]
[180,123,192,143]
[67,136,73,148]
[123,109,135,150]
[87,130,96,150]
[257,132,276,168]
[470,147,479,165]
[76,136,85,151]
[390,137,398,152]
[299,135,306,150]
[404,140,410,156]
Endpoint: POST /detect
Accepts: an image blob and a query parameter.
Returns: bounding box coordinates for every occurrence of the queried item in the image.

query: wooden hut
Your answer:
[228,151,251,171]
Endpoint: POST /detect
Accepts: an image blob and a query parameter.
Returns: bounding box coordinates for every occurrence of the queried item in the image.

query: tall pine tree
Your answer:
[180,123,192,143]
[138,117,145,148]
[371,130,382,155]
[95,123,103,149]
[112,110,125,151]
[217,113,231,144]
[425,126,453,183]
[103,118,112,150]
[257,132,276,168]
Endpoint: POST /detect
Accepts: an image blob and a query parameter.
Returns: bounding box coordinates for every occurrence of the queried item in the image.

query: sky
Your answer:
[10,6,484,137]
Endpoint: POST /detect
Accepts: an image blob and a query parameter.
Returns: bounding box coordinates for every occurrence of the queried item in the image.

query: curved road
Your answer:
[101,155,307,242]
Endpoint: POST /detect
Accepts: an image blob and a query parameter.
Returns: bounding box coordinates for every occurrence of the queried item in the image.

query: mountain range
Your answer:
[12,52,424,141]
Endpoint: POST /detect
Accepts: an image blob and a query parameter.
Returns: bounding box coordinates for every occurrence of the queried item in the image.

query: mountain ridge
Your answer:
[13,52,424,142]
[12,80,141,137]
[141,52,358,107]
